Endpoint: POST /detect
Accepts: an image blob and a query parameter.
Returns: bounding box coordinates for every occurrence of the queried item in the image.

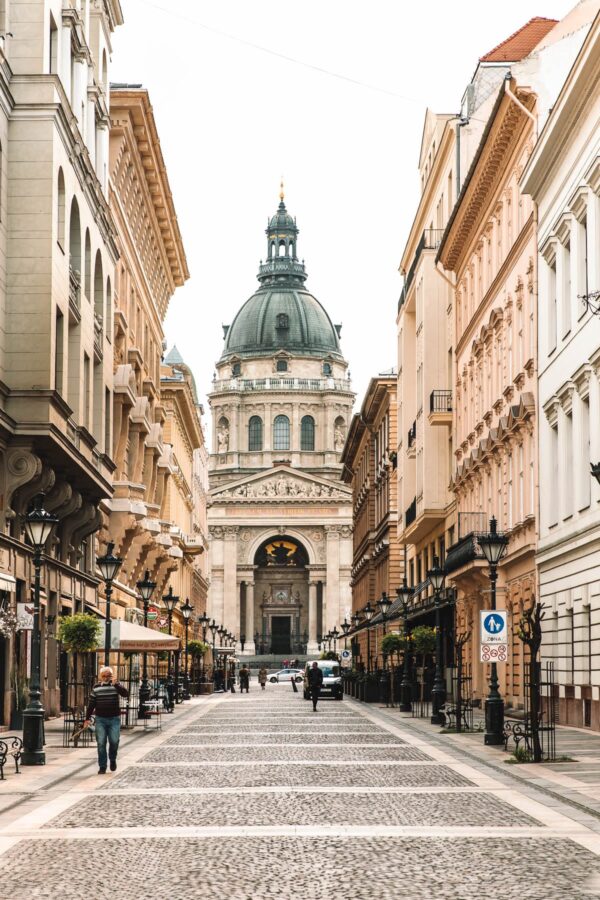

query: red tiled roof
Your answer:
[480,16,558,62]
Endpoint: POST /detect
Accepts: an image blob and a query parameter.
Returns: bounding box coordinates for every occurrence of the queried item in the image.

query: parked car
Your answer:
[269,668,304,683]
[303,660,343,700]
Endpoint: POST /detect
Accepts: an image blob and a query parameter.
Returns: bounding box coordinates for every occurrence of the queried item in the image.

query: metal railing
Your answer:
[398,228,446,310]
[458,511,487,539]
[430,389,452,414]
[212,377,352,393]
[444,532,485,575]
[405,496,417,527]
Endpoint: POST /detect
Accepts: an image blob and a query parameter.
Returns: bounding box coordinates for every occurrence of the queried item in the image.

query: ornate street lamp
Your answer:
[396,579,414,712]
[217,625,226,647]
[136,569,156,715]
[478,516,509,746]
[377,591,392,634]
[428,556,446,725]
[341,618,350,650]
[180,598,193,699]
[351,611,361,666]
[198,611,209,679]
[363,601,375,673]
[331,626,339,654]
[97,541,123,666]
[22,495,58,766]
[209,620,219,680]
[162,587,179,707]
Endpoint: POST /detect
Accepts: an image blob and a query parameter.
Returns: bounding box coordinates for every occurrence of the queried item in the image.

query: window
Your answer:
[580,396,591,510]
[84,230,91,300]
[276,359,288,372]
[563,411,573,520]
[276,313,289,329]
[273,414,290,451]
[578,215,588,318]
[507,453,513,528]
[548,258,557,353]
[49,13,58,74]
[301,415,315,451]
[562,240,571,337]
[55,309,64,395]
[231,362,241,377]
[549,422,558,526]
[323,362,332,376]
[57,169,65,249]
[248,416,263,451]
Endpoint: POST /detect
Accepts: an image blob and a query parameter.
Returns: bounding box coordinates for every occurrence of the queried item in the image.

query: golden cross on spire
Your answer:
[279,177,285,202]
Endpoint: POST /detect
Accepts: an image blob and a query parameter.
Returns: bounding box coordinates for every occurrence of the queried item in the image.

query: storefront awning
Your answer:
[0,572,16,592]
[99,620,180,652]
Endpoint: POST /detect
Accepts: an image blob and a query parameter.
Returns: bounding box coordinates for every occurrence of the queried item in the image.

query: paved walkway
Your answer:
[0,689,599,897]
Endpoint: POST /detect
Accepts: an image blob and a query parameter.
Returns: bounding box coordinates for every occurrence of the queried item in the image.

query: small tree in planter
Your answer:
[411,625,436,659]
[381,633,406,668]
[188,640,209,691]
[58,614,102,707]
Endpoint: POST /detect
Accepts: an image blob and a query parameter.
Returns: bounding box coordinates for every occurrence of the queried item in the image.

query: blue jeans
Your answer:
[94,716,121,770]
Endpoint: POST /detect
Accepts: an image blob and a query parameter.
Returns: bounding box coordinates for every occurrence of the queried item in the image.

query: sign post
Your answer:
[480,610,508,662]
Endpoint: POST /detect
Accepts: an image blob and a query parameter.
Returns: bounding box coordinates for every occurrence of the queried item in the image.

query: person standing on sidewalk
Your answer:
[84,666,128,774]
[307,661,323,712]
[239,664,250,693]
[258,666,268,690]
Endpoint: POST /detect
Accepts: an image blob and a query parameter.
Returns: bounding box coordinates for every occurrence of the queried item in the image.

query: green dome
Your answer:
[220,194,343,362]
[222,287,342,360]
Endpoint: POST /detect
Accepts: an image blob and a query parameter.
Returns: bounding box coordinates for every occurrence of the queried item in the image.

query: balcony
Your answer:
[444,512,489,577]
[407,420,416,457]
[429,389,452,426]
[405,497,417,527]
[69,266,81,323]
[212,376,352,394]
[398,228,446,311]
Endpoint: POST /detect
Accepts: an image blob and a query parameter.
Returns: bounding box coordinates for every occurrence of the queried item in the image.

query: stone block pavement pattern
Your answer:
[0,688,599,898]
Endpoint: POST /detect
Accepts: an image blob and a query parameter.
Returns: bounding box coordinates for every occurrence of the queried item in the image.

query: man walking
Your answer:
[307,661,323,712]
[84,666,128,774]
[239,664,250,693]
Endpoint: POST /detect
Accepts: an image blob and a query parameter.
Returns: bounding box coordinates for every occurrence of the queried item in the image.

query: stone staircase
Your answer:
[242,654,310,671]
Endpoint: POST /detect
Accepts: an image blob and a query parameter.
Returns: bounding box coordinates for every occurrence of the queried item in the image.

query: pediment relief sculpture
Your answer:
[216,474,349,501]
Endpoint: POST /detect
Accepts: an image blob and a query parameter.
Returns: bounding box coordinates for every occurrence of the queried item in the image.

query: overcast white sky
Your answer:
[111,0,573,427]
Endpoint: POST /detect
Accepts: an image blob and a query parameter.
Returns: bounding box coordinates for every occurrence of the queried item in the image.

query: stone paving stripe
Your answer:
[0,836,597,899]
[165,732,407,745]
[140,745,432,763]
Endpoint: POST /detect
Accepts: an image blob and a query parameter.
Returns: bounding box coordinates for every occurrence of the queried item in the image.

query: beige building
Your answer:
[0,0,123,723]
[207,193,354,656]
[342,374,401,669]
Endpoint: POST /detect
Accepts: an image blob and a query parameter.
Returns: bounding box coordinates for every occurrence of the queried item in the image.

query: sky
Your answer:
[111,0,574,429]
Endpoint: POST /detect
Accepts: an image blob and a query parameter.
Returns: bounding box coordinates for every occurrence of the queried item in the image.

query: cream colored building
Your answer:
[0,0,122,722]
[207,194,354,656]
[522,12,600,729]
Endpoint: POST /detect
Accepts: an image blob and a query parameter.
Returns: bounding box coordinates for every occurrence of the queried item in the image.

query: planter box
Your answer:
[364,683,380,703]
[9,710,23,730]
[198,683,214,695]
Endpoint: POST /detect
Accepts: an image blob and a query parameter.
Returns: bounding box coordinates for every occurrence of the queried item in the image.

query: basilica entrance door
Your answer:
[271,616,291,655]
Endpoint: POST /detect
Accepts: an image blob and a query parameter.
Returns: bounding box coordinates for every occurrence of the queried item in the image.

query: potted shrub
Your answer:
[187,640,211,694]
[364,672,380,703]
[10,669,28,730]
[411,625,436,660]
[57,613,102,652]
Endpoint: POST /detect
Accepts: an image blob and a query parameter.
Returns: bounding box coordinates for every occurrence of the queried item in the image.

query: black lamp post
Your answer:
[363,601,375,672]
[396,580,414,712]
[198,611,209,679]
[428,556,446,725]
[209,619,218,679]
[377,591,392,634]
[351,611,361,665]
[162,587,179,706]
[331,626,339,655]
[181,598,193,700]
[478,516,509,746]
[341,618,350,650]
[136,569,156,715]
[22,495,58,766]
[97,542,123,667]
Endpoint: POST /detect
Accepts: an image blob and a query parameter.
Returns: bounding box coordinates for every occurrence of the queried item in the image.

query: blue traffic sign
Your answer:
[483,614,505,635]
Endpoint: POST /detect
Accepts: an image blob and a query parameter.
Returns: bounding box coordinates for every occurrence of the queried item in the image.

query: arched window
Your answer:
[84,230,91,300]
[323,362,332,376]
[105,276,112,343]
[57,169,65,248]
[273,414,290,451]
[232,362,241,377]
[69,197,81,277]
[93,250,103,320]
[248,416,263,451]
[301,415,315,451]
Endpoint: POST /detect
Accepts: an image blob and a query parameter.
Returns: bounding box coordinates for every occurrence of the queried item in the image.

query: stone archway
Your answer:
[253,535,309,655]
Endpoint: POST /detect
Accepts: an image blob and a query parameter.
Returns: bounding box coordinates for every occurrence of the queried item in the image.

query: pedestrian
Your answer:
[84,666,128,774]
[239,664,250,693]
[307,661,323,712]
[258,666,268,690]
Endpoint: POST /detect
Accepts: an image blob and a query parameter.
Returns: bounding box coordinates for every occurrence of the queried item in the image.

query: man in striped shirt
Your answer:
[84,666,128,774]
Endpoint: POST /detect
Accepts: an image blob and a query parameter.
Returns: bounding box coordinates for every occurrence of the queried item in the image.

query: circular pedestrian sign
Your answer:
[483,613,504,635]
[341,649,351,660]
[147,606,158,621]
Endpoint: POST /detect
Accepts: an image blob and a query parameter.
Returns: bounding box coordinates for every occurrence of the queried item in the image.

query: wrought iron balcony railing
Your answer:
[430,389,452,414]
[405,496,417,527]
[407,420,417,448]
[398,228,446,310]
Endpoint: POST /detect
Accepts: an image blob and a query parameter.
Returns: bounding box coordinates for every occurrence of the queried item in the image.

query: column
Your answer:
[307,580,318,654]
[244,581,255,655]
[223,527,238,634]
[325,525,340,633]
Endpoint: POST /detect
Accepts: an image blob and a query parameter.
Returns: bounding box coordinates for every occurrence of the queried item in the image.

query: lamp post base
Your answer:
[484,696,505,745]
[21,708,46,766]
[138,681,150,718]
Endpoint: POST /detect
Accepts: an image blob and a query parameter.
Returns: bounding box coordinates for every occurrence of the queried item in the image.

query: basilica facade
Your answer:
[207,193,355,656]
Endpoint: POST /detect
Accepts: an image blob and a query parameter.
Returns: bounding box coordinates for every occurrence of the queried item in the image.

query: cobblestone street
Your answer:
[1,690,600,898]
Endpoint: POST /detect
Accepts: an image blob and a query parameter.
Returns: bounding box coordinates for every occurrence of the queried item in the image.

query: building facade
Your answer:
[342,374,400,668]
[207,193,354,655]
[522,14,600,728]
[0,0,123,723]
